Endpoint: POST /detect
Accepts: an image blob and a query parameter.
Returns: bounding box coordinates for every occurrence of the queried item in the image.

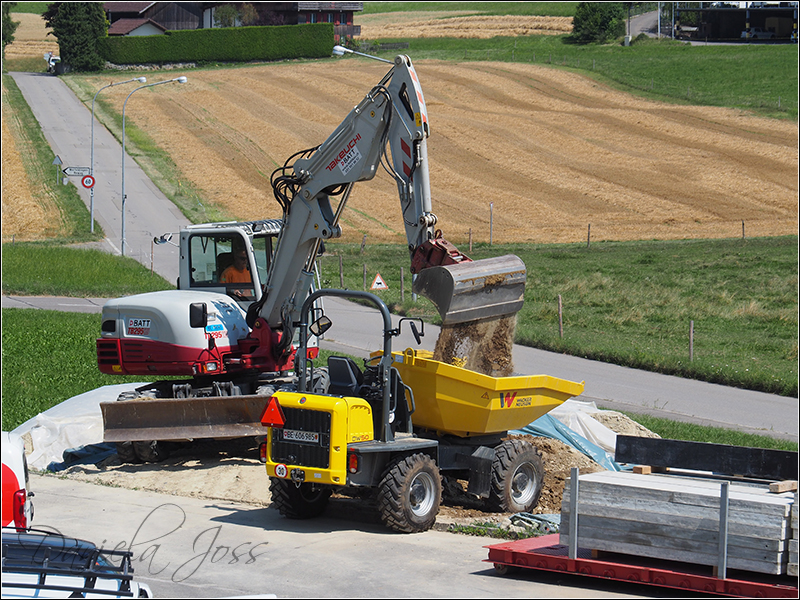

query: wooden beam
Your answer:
[615,436,798,480]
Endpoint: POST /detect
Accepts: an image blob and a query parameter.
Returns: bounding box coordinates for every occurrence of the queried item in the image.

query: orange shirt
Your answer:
[220,265,251,283]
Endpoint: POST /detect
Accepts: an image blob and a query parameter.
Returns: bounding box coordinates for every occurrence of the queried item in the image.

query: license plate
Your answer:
[282,429,319,444]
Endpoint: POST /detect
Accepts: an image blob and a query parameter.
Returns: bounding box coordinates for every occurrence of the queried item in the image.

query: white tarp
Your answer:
[11,383,145,470]
[548,399,618,457]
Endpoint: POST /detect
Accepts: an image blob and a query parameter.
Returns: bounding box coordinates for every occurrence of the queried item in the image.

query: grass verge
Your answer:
[2,243,173,296]
[623,412,798,452]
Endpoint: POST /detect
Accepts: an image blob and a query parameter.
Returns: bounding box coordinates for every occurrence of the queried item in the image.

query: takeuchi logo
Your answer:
[500,392,517,408]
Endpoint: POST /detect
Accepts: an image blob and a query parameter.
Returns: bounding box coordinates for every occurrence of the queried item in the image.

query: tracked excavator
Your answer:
[98,52,531,465]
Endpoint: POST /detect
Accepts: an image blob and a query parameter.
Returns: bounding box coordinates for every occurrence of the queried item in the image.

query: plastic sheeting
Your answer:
[548,399,618,457]
[11,383,146,471]
[512,399,621,472]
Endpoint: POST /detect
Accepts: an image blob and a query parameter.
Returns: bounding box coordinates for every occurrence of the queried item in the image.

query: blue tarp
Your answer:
[512,414,622,472]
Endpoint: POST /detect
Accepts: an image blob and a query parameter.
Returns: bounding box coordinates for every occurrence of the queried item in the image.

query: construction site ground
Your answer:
[53,411,657,526]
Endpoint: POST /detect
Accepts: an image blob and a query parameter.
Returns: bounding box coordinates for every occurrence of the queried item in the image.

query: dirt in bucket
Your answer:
[433,314,517,377]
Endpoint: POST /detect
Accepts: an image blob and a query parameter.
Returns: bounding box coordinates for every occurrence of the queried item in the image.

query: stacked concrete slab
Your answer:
[560,471,795,576]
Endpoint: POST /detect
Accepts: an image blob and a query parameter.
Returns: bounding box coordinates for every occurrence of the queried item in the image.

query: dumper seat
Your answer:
[327,356,364,397]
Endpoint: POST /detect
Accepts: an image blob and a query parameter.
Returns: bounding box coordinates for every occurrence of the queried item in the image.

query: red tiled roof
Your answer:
[107,18,167,35]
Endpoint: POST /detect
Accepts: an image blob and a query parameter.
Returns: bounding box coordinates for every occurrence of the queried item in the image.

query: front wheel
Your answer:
[487,439,544,513]
[378,453,441,533]
[269,478,331,519]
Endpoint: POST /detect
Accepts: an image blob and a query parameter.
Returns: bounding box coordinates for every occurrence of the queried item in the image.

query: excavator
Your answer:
[98,51,530,465]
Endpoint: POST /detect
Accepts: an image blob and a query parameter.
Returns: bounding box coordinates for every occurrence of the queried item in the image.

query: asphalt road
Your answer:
[29,473,643,599]
[9,71,189,284]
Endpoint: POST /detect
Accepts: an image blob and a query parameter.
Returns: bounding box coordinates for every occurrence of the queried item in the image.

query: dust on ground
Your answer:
[52,411,654,526]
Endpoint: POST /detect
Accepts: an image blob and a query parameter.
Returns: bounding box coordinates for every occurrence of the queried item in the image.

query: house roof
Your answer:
[104,2,156,16]
[107,18,167,35]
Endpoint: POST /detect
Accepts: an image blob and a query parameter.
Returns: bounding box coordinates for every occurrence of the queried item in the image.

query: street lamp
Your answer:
[90,76,146,233]
[121,76,187,257]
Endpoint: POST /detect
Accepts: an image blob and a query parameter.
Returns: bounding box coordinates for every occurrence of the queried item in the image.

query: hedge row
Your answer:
[97,23,333,64]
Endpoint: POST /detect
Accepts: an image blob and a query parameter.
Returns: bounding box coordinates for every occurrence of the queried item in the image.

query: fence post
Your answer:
[742,220,745,239]
[558,294,564,338]
[363,264,367,291]
[489,202,494,246]
[587,223,591,248]
[400,267,405,302]
[690,320,694,362]
[469,228,473,253]
[360,234,367,254]
[339,254,344,288]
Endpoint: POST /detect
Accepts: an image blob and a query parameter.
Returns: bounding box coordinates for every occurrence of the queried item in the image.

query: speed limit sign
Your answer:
[81,175,95,189]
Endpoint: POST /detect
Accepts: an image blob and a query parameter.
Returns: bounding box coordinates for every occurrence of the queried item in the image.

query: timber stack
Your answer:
[560,436,799,577]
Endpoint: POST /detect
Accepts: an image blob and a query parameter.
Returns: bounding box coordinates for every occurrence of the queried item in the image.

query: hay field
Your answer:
[79,59,797,245]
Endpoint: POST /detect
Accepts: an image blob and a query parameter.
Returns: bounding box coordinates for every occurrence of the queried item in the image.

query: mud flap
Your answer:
[101,395,270,443]
[412,255,526,325]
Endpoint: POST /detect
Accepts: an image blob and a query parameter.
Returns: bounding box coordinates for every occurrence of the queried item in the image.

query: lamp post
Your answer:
[90,77,146,234]
[121,76,187,256]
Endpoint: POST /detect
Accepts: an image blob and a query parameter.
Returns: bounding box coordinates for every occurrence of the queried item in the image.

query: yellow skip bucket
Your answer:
[391,349,584,438]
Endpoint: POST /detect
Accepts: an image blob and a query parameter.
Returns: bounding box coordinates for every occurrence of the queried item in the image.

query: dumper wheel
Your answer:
[115,442,139,464]
[269,478,331,519]
[487,440,543,513]
[378,453,441,533]
[133,440,170,463]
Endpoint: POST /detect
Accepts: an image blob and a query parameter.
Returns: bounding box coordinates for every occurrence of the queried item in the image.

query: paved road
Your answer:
[4,294,797,442]
[9,71,189,283]
[29,473,640,599]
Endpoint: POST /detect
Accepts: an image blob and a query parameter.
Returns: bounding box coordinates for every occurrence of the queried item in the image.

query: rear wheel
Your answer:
[378,453,441,533]
[269,478,331,519]
[487,439,544,513]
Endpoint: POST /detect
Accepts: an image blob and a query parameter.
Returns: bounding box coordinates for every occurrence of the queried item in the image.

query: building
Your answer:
[104,2,362,41]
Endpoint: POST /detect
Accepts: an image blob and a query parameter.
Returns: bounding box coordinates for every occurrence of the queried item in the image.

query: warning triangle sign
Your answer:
[370,273,389,290]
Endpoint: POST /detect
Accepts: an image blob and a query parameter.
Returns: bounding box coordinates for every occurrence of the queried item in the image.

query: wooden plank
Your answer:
[770,480,798,493]
[563,523,785,561]
[632,465,651,474]
[560,500,789,538]
[564,485,791,522]
[615,436,798,480]
[559,534,786,575]
[560,513,787,551]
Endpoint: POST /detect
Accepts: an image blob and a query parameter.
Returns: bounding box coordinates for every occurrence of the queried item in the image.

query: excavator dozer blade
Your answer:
[412,255,526,325]
[101,395,270,443]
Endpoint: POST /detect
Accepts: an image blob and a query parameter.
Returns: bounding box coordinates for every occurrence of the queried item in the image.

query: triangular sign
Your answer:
[370,273,388,290]
[260,396,285,428]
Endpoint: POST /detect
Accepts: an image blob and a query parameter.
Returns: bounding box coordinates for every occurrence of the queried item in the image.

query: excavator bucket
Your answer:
[412,255,527,325]
[100,395,270,443]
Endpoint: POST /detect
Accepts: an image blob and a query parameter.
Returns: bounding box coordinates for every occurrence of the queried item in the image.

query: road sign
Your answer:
[63,166,91,177]
[81,175,95,189]
[370,273,388,290]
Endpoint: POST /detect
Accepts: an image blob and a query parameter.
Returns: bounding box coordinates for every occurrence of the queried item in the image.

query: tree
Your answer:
[571,2,626,44]
[214,4,239,28]
[2,2,20,57]
[46,2,108,72]
[240,3,258,26]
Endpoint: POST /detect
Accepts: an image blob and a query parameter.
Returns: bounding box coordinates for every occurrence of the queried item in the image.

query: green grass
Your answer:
[2,244,173,296]
[315,236,798,397]
[362,2,579,17]
[0,310,160,431]
[2,74,101,240]
[9,2,49,14]
[623,412,798,452]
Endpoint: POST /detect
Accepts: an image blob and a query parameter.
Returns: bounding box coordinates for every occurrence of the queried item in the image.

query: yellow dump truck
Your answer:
[259,289,584,533]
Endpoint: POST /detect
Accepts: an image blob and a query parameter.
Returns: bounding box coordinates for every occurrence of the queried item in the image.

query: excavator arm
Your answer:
[253,54,525,340]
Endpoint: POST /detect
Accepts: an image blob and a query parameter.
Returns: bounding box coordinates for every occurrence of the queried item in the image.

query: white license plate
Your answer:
[282,429,319,444]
